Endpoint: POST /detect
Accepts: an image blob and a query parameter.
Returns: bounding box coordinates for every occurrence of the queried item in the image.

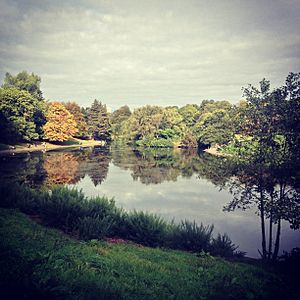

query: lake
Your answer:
[0,146,299,258]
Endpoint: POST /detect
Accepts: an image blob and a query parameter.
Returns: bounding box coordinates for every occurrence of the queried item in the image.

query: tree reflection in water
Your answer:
[223,159,300,261]
[44,153,80,186]
[0,146,298,259]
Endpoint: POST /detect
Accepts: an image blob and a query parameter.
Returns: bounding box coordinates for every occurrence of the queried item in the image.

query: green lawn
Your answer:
[0,208,293,300]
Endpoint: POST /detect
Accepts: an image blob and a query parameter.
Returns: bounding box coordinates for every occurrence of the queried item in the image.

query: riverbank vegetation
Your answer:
[0,180,242,257]
[1,208,298,300]
[1,71,299,153]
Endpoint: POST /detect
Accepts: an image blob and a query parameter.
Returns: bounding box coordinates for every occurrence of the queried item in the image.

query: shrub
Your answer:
[170,220,213,252]
[210,233,242,257]
[123,211,168,247]
[78,215,115,240]
[40,186,86,231]
[0,180,43,213]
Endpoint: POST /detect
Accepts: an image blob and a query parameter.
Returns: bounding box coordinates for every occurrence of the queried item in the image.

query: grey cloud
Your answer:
[0,0,299,108]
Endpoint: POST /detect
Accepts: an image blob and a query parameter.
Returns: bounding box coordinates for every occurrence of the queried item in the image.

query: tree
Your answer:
[194,108,234,146]
[87,100,111,141]
[2,71,43,100]
[110,105,131,124]
[180,131,198,148]
[110,105,131,141]
[0,88,42,142]
[179,104,200,127]
[122,105,164,141]
[63,101,88,138]
[222,73,300,261]
[159,107,186,136]
[43,102,78,141]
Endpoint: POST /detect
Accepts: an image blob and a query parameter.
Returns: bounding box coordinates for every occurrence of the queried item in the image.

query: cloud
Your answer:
[0,0,299,108]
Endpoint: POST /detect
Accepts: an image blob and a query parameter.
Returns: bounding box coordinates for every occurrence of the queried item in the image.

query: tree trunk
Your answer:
[272,218,281,261]
[268,192,274,260]
[260,192,267,260]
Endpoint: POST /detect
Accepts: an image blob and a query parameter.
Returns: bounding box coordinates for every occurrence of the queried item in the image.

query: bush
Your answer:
[170,220,213,252]
[0,180,44,213]
[78,215,115,240]
[40,186,87,231]
[210,233,241,257]
[123,211,168,247]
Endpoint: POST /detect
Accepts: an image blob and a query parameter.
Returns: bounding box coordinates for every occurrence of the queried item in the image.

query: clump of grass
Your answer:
[123,211,167,247]
[169,220,214,252]
[78,215,115,240]
[210,233,246,258]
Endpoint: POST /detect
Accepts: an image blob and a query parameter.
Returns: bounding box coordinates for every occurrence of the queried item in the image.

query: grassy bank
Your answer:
[0,181,243,257]
[0,208,291,300]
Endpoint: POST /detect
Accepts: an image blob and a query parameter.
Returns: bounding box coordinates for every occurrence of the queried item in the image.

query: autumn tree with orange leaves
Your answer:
[63,101,88,138]
[43,102,78,141]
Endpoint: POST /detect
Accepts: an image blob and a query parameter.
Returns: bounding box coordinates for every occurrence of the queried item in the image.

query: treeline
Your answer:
[0,71,111,143]
[0,71,299,152]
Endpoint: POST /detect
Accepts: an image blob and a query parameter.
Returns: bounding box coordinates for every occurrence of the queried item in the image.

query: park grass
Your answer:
[0,208,292,300]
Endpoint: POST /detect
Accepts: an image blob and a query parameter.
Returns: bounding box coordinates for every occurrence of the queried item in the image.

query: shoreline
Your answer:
[204,146,231,157]
[0,139,105,156]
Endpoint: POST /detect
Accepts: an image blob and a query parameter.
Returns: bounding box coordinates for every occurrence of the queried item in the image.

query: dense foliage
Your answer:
[0,88,44,142]
[1,71,299,151]
[87,99,111,141]
[43,102,78,142]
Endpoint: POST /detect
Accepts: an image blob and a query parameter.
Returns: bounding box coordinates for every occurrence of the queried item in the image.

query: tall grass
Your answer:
[170,220,214,252]
[123,211,167,247]
[0,180,242,257]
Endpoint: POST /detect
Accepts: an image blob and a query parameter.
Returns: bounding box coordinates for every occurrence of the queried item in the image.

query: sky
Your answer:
[0,0,299,109]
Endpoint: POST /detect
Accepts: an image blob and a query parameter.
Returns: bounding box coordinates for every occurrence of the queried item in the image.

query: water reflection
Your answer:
[44,153,79,185]
[0,146,298,257]
[223,157,300,260]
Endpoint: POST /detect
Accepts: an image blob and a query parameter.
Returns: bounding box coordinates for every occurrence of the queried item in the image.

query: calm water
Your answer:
[1,146,299,257]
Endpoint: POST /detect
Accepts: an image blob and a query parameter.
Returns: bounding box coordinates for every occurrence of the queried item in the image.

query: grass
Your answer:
[0,208,292,300]
[0,180,242,257]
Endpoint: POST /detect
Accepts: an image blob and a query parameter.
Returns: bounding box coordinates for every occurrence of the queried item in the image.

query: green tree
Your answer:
[222,73,300,261]
[0,88,42,142]
[179,104,200,127]
[123,105,164,141]
[110,105,131,141]
[194,108,234,146]
[110,105,131,124]
[2,71,43,100]
[87,100,111,141]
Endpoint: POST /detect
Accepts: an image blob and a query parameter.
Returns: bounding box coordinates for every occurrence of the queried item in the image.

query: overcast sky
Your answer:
[0,0,299,109]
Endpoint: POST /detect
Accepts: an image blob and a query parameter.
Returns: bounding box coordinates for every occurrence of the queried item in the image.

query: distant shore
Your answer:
[0,139,105,156]
[204,146,231,157]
